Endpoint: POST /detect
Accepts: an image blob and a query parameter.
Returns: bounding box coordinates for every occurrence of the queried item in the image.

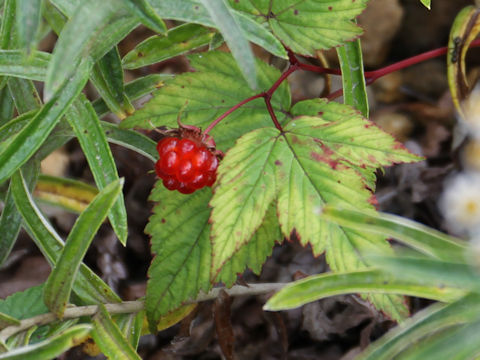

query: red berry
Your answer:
[157,137,178,157]
[159,151,179,175]
[177,139,197,157]
[163,177,180,190]
[176,159,195,183]
[154,134,220,194]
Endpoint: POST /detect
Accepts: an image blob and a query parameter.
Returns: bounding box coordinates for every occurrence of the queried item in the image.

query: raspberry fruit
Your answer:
[155,134,220,194]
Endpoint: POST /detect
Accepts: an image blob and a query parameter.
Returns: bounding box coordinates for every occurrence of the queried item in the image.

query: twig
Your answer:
[0,282,287,341]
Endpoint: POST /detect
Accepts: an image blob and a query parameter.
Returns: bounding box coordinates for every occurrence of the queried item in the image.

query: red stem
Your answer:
[205,39,480,132]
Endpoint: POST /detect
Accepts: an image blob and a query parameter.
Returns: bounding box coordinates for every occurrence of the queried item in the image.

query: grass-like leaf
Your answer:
[0,87,15,126]
[66,94,128,245]
[43,179,123,318]
[115,311,144,350]
[0,313,20,330]
[148,0,287,58]
[145,185,212,333]
[0,50,49,81]
[93,73,172,117]
[0,185,23,266]
[200,0,257,89]
[264,269,463,311]
[10,170,121,305]
[0,325,91,360]
[358,294,480,360]
[321,206,467,262]
[33,175,98,214]
[91,304,141,360]
[120,0,166,34]
[229,0,368,56]
[420,0,431,9]
[90,47,134,119]
[369,254,480,292]
[121,51,290,151]
[7,78,41,114]
[122,23,215,70]
[0,60,89,184]
[15,0,42,54]
[337,39,369,117]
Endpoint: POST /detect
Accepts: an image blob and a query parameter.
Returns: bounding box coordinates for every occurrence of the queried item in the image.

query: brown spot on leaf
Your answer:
[161,218,166,223]
[367,154,377,164]
[328,6,333,10]
[275,160,283,166]
[368,194,379,208]
[310,143,340,169]
[294,9,298,15]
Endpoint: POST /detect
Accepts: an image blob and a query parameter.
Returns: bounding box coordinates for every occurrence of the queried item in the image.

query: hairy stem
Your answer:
[0,282,286,341]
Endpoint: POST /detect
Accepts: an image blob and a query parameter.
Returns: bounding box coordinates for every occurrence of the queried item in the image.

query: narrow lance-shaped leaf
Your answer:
[357,293,480,360]
[66,94,128,245]
[43,178,123,318]
[10,170,121,305]
[200,0,257,89]
[33,175,99,214]
[122,23,216,70]
[0,87,15,126]
[0,186,24,266]
[145,185,212,333]
[368,253,480,292]
[15,0,42,54]
[120,0,166,34]
[321,206,467,262]
[0,314,20,330]
[148,0,287,59]
[90,47,134,119]
[91,304,141,360]
[44,0,130,99]
[0,50,49,81]
[0,325,92,360]
[420,0,431,9]
[336,38,369,117]
[0,60,89,184]
[0,0,17,90]
[264,269,463,311]
[7,78,41,114]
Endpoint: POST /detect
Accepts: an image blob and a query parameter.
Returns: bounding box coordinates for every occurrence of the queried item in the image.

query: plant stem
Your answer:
[0,282,286,341]
[205,39,480,132]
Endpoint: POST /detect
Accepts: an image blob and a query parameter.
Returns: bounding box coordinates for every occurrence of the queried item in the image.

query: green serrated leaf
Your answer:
[91,304,141,360]
[15,0,42,54]
[229,0,368,55]
[43,179,123,318]
[122,23,215,70]
[0,60,89,184]
[210,127,280,276]
[145,185,212,333]
[10,170,121,305]
[120,0,166,34]
[121,51,290,151]
[66,94,128,245]
[200,0,257,89]
[264,269,462,311]
[148,0,287,58]
[216,203,281,286]
[0,286,47,321]
[0,324,91,360]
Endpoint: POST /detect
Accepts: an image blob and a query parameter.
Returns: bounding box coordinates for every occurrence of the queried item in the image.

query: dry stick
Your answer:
[0,282,287,341]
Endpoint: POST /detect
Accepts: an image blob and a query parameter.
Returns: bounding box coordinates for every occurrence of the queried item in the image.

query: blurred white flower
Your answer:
[439,172,480,234]
[461,84,480,140]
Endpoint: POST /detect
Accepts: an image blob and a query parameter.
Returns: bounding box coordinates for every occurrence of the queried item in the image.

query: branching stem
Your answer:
[0,282,286,341]
[205,39,480,130]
